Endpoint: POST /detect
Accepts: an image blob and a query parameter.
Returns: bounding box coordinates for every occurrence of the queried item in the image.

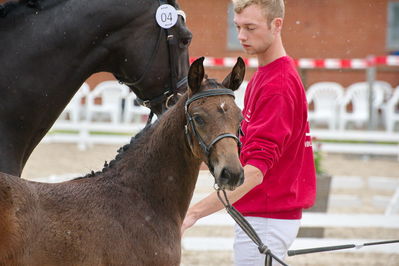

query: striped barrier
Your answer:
[190,55,399,69]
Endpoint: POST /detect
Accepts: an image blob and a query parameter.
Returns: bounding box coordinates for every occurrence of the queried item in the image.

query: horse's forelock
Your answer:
[203,77,223,90]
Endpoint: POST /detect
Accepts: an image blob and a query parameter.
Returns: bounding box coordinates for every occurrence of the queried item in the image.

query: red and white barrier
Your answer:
[375,55,399,66]
[295,58,369,69]
[190,55,399,69]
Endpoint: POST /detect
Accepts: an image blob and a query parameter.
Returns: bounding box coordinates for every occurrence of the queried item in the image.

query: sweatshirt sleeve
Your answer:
[240,94,295,176]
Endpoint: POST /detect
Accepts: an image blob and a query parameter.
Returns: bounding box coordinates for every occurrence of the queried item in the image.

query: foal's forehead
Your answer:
[202,78,223,89]
[193,90,237,113]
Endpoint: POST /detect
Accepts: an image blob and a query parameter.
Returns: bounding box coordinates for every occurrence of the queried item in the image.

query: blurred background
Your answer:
[85,0,399,89]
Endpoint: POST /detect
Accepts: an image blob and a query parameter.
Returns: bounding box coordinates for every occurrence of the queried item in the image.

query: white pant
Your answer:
[233,217,301,266]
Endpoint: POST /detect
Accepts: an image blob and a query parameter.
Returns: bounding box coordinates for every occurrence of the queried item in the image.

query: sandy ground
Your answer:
[21,143,399,266]
[22,143,399,179]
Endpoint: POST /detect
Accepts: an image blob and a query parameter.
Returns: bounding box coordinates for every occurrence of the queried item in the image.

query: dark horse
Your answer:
[0,57,245,265]
[0,0,191,177]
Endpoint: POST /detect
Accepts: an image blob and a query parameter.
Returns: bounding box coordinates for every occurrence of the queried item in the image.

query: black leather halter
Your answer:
[184,89,242,164]
[118,0,187,112]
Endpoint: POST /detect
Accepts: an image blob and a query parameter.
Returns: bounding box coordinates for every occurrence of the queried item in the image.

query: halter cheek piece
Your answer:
[184,89,242,165]
[118,0,188,112]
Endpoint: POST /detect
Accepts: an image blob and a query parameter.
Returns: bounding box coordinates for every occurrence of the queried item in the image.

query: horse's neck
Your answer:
[2,0,148,91]
[109,99,202,219]
[0,0,151,176]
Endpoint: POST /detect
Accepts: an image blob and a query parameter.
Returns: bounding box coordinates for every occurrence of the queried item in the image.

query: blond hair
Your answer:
[232,0,285,25]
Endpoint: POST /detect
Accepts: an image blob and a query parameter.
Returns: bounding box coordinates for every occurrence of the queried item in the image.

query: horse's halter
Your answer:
[118,0,188,112]
[184,89,242,167]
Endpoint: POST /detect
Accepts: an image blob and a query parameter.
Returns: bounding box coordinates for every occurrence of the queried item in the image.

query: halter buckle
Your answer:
[142,100,151,108]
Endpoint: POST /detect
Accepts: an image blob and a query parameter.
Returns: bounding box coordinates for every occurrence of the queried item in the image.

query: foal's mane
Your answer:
[78,124,156,180]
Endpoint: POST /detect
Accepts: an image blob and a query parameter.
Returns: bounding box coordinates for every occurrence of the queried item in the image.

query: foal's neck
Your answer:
[111,97,202,219]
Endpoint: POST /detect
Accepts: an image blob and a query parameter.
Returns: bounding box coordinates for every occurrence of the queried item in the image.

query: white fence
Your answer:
[48,80,399,155]
[310,130,399,157]
[181,171,399,255]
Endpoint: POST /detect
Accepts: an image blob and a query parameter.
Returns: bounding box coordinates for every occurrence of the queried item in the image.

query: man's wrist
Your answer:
[185,207,200,221]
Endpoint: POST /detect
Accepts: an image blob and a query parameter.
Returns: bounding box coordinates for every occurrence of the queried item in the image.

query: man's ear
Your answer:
[188,57,205,94]
[272,17,283,34]
[222,57,246,91]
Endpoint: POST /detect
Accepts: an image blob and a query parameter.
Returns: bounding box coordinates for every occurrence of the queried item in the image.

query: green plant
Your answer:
[312,137,324,175]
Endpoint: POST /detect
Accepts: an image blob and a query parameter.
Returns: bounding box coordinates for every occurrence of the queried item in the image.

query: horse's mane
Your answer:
[0,0,176,18]
[76,123,157,180]
[0,0,41,17]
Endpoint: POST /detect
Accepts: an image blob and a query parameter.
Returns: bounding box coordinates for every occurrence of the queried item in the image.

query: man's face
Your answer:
[233,4,275,55]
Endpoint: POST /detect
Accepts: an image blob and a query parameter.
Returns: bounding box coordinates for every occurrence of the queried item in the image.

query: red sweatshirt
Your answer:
[233,56,316,220]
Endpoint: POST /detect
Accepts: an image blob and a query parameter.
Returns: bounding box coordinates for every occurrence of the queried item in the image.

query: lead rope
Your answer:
[216,189,289,266]
[288,239,399,257]
[145,111,154,126]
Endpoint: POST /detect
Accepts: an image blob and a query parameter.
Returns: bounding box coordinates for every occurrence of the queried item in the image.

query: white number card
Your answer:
[156,4,178,29]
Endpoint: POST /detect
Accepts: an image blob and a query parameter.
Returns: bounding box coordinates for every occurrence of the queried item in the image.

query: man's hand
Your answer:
[180,164,263,236]
[181,212,198,235]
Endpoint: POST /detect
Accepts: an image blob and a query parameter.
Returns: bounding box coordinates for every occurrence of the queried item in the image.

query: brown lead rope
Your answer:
[216,189,289,266]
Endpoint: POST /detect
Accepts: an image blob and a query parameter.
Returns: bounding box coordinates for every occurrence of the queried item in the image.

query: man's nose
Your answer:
[237,30,247,41]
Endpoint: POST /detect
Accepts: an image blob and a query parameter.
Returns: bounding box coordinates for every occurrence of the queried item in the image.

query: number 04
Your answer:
[161,12,173,22]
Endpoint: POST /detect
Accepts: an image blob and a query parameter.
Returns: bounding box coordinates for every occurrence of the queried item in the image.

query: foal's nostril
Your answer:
[220,167,243,187]
[220,168,231,184]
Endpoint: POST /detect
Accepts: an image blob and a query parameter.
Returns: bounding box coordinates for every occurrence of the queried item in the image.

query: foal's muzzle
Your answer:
[216,166,244,191]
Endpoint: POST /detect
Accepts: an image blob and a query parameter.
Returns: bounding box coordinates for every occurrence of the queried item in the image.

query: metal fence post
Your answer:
[366,55,377,130]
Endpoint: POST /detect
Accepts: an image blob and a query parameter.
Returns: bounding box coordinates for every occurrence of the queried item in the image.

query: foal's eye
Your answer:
[193,115,205,125]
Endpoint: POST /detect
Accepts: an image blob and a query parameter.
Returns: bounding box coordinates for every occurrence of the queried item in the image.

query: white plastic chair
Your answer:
[306,82,344,130]
[385,86,399,132]
[86,81,129,124]
[373,81,393,127]
[60,82,90,123]
[339,82,385,130]
[123,93,150,124]
[375,80,393,102]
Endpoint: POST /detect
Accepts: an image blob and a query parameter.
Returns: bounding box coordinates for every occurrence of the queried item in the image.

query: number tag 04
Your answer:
[156,4,178,29]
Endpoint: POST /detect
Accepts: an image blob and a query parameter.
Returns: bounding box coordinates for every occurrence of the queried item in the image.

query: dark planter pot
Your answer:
[298,173,332,238]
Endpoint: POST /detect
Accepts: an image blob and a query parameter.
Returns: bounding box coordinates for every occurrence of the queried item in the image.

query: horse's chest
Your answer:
[101,243,181,266]
[95,222,181,265]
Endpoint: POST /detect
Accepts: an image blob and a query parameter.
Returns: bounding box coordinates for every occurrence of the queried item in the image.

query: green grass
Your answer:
[320,139,398,145]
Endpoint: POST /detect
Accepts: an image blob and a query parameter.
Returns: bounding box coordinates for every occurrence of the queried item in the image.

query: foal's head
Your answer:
[185,57,245,190]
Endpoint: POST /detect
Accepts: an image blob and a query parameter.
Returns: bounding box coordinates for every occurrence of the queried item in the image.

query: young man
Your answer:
[182,0,316,264]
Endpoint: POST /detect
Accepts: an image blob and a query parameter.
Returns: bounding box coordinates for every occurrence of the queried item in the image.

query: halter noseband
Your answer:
[118,0,187,112]
[184,88,242,166]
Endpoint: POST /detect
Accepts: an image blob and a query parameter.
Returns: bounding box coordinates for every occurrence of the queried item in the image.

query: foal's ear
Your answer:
[188,57,205,94]
[222,57,246,91]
